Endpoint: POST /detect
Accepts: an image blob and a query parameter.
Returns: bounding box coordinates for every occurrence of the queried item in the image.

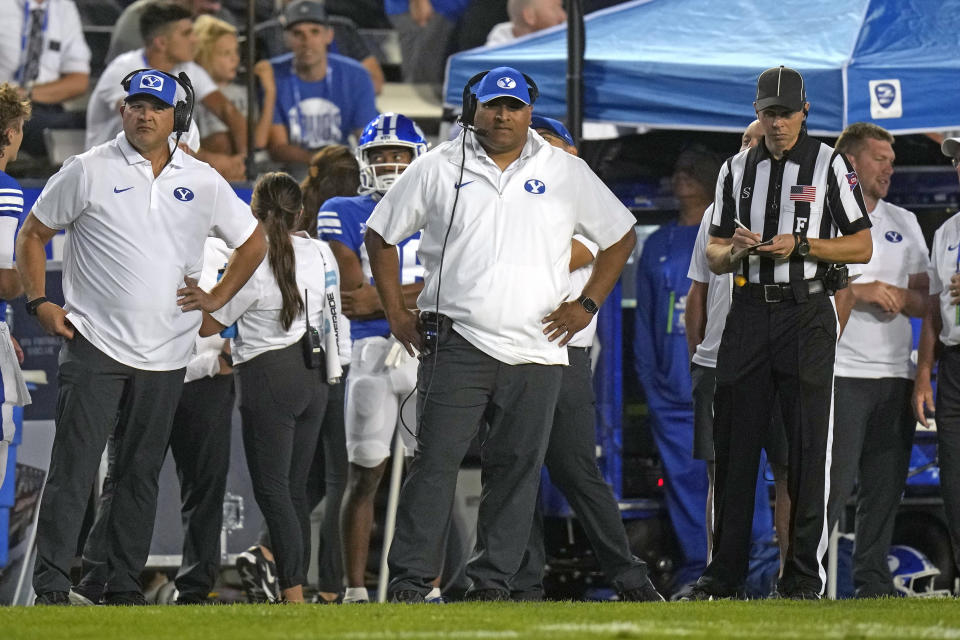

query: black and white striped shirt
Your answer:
[709,131,870,284]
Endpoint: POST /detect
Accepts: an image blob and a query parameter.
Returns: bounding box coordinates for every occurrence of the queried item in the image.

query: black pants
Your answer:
[259,365,348,593]
[827,376,914,596]
[239,342,328,590]
[33,333,185,595]
[701,290,836,596]
[77,372,235,600]
[935,347,960,576]
[511,347,649,596]
[387,329,562,596]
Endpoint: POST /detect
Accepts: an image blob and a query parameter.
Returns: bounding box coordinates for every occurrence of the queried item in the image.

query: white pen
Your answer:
[734,219,751,231]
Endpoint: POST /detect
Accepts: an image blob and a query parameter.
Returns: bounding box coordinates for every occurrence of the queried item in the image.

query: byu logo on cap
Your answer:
[497,76,517,90]
[139,74,164,91]
[869,79,902,119]
[173,187,195,202]
[885,230,903,243]
[524,179,545,194]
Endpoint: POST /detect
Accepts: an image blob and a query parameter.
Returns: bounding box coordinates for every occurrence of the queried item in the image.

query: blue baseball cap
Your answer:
[530,115,574,146]
[474,66,534,105]
[125,69,177,107]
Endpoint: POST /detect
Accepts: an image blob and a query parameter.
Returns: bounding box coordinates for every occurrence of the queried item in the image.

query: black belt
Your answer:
[735,280,826,303]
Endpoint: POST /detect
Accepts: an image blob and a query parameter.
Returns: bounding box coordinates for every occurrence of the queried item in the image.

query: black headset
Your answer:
[120,68,195,134]
[460,69,540,127]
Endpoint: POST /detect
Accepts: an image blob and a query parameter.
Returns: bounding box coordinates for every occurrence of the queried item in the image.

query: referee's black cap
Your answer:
[755,66,806,112]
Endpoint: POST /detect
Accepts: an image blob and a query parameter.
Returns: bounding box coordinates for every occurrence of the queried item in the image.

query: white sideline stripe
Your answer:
[539,621,960,639]
[340,633,519,639]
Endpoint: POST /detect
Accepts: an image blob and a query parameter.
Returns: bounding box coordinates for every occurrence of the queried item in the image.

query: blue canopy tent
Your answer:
[444,0,960,135]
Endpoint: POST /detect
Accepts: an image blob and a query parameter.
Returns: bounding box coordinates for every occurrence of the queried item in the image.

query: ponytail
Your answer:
[251,172,304,330]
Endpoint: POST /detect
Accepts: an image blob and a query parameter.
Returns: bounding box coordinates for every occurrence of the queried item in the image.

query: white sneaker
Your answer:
[425,587,445,604]
[342,587,369,604]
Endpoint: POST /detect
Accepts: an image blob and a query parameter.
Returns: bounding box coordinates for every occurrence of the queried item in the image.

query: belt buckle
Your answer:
[763,284,782,303]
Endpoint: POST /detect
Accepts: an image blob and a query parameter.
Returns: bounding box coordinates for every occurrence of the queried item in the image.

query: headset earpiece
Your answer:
[461,71,487,127]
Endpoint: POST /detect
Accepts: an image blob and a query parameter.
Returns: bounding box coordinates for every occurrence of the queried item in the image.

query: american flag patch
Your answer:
[846,171,859,191]
[790,185,817,202]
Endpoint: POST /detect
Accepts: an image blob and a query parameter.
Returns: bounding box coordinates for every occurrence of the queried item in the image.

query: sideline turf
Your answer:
[3,599,959,640]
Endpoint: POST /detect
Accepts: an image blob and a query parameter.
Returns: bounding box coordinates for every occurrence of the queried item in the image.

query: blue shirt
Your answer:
[634,221,700,407]
[383,0,469,20]
[270,52,378,149]
[317,194,422,341]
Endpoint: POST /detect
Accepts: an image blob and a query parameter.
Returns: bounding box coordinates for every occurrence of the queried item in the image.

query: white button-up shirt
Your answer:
[31,132,258,370]
[0,0,90,86]
[367,130,635,366]
[929,209,960,347]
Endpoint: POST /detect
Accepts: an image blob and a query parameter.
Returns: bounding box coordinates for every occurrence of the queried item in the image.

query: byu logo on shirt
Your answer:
[173,187,195,202]
[885,230,903,243]
[524,179,546,194]
[139,74,163,91]
[497,76,516,89]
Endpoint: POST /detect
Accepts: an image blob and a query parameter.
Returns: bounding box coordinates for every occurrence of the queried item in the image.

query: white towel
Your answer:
[0,322,31,444]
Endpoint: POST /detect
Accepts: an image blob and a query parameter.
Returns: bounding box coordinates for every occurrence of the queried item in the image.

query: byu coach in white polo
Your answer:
[365,67,637,602]
[18,69,266,605]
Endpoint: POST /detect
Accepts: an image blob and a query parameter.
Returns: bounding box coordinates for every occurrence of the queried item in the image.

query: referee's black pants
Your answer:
[699,289,836,597]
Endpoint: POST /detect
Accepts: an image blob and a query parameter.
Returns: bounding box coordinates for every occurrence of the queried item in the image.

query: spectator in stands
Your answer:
[256,2,386,95]
[385,0,469,91]
[87,1,250,180]
[485,0,566,46]
[0,0,91,162]
[106,0,239,64]
[634,147,724,591]
[0,84,32,494]
[267,1,378,169]
[192,15,275,156]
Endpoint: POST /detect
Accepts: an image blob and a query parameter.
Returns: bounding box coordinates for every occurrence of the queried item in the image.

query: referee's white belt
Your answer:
[735,280,825,303]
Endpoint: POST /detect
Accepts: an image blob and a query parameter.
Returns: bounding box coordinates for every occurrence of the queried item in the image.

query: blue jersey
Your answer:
[634,221,700,407]
[383,0,469,20]
[0,170,23,314]
[317,194,422,341]
[270,52,378,149]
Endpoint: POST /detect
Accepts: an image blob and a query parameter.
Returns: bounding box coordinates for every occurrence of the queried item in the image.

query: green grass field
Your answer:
[3,599,959,640]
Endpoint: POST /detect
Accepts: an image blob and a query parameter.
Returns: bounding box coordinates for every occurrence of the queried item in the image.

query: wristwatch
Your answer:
[795,236,811,257]
[577,295,599,315]
[26,296,49,316]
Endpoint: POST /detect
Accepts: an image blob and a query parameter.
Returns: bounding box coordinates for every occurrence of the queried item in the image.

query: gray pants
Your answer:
[33,332,185,595]
[387,329,562,595]
[828,376,914,596]
[388,12,455,87]
[511,347,648,596]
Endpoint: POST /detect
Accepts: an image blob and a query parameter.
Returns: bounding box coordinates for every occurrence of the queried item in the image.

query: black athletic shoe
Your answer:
[236,546,280,604]
[34,591,71,606]
[678,585,739,601]
[174,592,211,605]
[619,578,666,602]
[69,584,102,606]
[390,590,426,604]
[463,588,510,602]
[103,591,147,606]
[784,590,821,601]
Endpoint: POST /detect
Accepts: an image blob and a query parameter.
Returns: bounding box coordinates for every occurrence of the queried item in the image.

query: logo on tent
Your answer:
[869,79,902,119]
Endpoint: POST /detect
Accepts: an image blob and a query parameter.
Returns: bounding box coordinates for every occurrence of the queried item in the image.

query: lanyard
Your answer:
[17,0,50,84]
[290,65,332,145]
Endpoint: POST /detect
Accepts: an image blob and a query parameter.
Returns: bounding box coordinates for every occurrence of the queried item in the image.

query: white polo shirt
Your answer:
[85,49,218,150]
[687,204,732,369]
[31,132,258,371]
[929,209,960,347]
[568,235,599,349]
[366,130,636,366]
[0,0,90,86]
[836,200,928,379]
[212,235,339,365]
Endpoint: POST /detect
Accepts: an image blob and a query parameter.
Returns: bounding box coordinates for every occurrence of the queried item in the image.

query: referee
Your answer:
[692,66,872,600]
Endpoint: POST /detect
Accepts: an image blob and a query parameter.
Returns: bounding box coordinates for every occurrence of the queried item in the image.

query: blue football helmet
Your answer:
[887,545,952,598]
[356,113,428,194]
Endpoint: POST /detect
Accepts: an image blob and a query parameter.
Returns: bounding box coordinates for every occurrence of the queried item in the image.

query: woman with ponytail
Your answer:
[195,172,344,603]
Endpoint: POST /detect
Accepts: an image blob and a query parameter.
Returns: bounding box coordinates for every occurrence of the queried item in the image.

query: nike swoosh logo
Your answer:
[454,181,475,189]
[950,244,959,251]
[114,186,134,193]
